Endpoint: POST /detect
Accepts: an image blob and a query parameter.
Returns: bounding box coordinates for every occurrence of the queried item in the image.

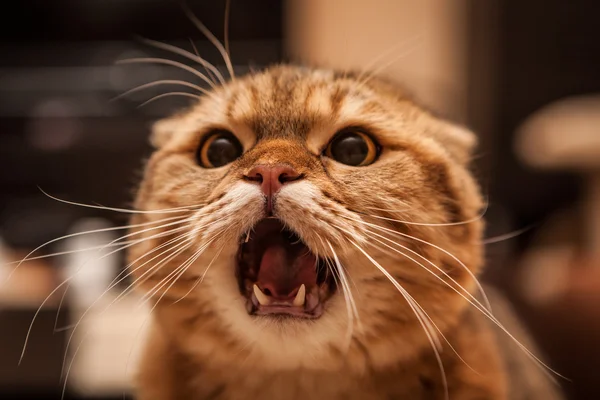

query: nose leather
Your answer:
[246,164,302,214]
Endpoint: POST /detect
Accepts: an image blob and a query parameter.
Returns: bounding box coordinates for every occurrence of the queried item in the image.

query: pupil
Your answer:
[332,133,368,166]
[207,136,241,167]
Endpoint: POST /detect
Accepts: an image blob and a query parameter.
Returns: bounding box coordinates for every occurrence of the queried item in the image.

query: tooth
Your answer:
[244,231,250,243]
[253,284,271,305]
[293,284,306,307]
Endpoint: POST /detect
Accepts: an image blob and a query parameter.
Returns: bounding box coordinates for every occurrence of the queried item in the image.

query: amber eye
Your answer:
[197,130,243,168]
[325,129,378,166]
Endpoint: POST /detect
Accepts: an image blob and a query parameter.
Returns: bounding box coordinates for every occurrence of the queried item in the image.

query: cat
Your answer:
[126,64,563,399]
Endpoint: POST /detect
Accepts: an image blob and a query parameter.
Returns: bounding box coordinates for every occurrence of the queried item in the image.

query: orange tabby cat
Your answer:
[127,65,562,399]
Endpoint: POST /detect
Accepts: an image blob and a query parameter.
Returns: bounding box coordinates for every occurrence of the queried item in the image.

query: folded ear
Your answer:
[425,116,478,165]
[149,116,180,148]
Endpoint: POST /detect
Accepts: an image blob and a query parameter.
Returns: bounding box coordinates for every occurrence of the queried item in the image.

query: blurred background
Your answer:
[0,0,598,399]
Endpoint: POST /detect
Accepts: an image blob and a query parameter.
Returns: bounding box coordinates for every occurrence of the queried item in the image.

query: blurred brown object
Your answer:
[517,95,600,259]
[523,254,600,400]
[0,247,67,396]
[514,95,600,399]
[0,249,60,308]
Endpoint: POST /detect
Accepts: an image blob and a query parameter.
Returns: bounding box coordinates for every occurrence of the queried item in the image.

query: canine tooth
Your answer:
[253,284,271,305]
[293,284,306,307]
[244,231,250,243]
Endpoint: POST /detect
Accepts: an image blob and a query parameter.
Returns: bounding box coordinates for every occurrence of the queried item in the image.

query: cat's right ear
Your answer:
[424,116,478,165]
[149,117,179,148]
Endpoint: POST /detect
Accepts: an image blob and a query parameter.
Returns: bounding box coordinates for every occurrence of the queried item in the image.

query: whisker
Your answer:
[52,226,196,335]
[320,239,355,348]
[137,36,226,86]
[341,220,565,380]
[119,231,224,400]
[173,243,225,304]
[138,233,219,306]
[119,219,231,305]
[332,224,441,348]
[115,57,216,89]
[23,218,197,365]
[357,35,426,88]
[364,205,411,213]
[39,188,203,214]
[224,0,232,74]
[357,230,481,374]
[138,92,202,108]
[189,38,218,86]
[348,239,449,400]
[327,241,361,329]
[367,229,565,380]
[59,230,196,376]
[341,214,492,311]
[6,240,166,267]
[114,236,195,303]
[361,202,488,227]
[355,33,425,83]
[19,279,71,365]
[361,225,489,314]
[181,2,235,82]
[58,211,225,372]
[6,214,185,266]
[136,223,229,306]
[483,225,534,245]
[6,214,192,282]
[324,257,354,348]
[111,79,210,102]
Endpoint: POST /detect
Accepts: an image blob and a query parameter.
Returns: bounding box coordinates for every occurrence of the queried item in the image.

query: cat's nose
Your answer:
[245,164,302,214]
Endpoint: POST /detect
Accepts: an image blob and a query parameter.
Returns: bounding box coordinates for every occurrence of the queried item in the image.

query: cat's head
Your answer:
[129,65,484,372]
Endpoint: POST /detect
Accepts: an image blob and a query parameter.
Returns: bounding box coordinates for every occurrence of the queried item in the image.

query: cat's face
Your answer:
[129,65,484,371]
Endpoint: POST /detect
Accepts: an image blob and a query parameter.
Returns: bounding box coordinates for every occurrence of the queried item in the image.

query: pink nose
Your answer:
[245,164,302,214]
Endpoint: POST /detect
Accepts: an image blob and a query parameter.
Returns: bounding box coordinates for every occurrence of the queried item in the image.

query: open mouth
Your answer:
[236,218,336,319]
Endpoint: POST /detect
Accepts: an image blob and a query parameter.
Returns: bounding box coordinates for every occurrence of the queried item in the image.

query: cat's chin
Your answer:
[235,218,337,320]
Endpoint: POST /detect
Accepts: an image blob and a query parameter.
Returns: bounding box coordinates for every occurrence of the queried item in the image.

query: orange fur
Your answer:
[128,65,561,399]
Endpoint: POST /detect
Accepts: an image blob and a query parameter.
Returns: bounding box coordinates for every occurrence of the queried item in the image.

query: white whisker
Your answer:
[182,2,235,82]
[120,230,224,400]
[358,39,425,89]
[189,38,218,86]
[483,225,533,244]
[342,220,565,380]
[348,239,449,400]
[362,226,489,315]
[59,230,196,376]
[359,231,481,374]
[137,36,226,86]
[341,214,492,311]
[116,57,217,89]
[39,188,203,214]
[111,79,210,102]
[138,92,202,108]
[173,243,225,304]
[363,202,488,227]
[58,211,226,387]
[327,241,361,329]
[137,226,227,306]
[25,217,197,367]
[224,0,233,78]
[6,214,186,272]
[355,33,425,84]
[321,240,356,349]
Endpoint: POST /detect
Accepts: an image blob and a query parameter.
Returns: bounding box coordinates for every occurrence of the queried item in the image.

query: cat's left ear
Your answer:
[425,117,477,165]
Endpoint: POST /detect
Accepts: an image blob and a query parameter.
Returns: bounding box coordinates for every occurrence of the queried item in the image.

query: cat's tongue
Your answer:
[256,242,317,300]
